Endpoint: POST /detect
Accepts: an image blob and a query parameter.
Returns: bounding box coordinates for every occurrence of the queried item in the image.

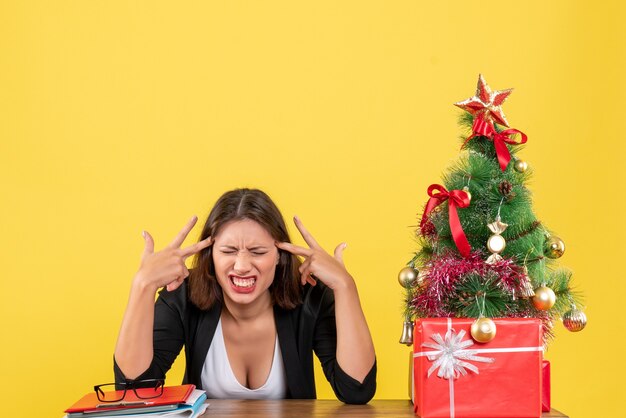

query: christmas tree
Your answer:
[399,75,587,345]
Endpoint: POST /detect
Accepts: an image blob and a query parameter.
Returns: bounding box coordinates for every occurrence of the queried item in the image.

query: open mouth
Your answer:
[228,275,257,293]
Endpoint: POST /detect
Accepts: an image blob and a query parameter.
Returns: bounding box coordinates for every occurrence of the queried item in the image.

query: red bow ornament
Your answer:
[463,119,528,171]
[461,116,528,171]
[420,184,472,258]
[490,127,528,171]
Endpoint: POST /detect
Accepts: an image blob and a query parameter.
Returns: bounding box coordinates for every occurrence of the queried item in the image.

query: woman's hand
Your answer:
[116,216,211,379]
[276,216,353,291]
[134,216,212,292]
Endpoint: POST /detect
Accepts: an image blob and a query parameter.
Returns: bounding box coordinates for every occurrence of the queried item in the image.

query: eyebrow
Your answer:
[219,245,269,250]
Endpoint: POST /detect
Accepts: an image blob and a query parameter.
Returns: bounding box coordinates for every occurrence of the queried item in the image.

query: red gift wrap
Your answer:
[412,318,543,418]
[541,360,551,412]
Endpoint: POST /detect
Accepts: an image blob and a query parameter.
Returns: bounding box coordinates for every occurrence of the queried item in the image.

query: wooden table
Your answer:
[198,400,568,417]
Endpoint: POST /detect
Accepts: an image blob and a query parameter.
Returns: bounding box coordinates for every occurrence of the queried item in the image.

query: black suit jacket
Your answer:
[114,281,376,404]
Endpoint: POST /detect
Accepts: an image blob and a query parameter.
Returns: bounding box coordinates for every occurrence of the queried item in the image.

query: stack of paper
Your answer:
[64,385,208,418]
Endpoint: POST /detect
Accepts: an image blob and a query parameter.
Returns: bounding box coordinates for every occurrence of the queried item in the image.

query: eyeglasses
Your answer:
[94,379,165,403]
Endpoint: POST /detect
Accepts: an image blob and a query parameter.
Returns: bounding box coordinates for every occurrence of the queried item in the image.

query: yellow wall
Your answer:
[1,1,623,416]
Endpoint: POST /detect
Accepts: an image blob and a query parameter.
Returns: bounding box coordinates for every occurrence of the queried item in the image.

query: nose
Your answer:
[233,252,252,273]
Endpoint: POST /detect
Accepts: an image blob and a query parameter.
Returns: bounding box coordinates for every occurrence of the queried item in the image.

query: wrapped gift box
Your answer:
[413,318,543,418]
[542,360,551,412]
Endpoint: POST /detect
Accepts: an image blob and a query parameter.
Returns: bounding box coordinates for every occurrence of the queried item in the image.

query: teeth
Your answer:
[232,277,255,288]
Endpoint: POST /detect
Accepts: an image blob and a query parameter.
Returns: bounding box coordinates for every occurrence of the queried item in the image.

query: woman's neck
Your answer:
[222,291,273,323]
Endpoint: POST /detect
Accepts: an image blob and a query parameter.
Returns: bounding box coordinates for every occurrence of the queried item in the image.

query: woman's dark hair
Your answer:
[188,188,302,310]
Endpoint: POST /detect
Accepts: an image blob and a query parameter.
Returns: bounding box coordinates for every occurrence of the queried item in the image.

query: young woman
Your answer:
[113,189,376,404]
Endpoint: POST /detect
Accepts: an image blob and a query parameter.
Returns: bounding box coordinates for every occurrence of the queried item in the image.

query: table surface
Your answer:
[198,399,568,417]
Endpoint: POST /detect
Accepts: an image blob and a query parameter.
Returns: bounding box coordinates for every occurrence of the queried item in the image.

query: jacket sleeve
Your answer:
[311,284,377,404]
[114,286,186,387]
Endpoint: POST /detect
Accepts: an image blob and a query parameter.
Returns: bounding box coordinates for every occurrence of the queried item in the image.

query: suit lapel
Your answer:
[275,305,311,398]
[189,302,221,389]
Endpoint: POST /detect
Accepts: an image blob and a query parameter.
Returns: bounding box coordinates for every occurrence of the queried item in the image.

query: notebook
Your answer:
[65,384,196,414]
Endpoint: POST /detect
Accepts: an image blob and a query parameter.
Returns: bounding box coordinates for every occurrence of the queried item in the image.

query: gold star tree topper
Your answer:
[454,74,513,127]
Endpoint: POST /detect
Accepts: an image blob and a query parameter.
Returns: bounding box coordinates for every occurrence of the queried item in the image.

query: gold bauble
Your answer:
[514,159,528,173]
[398,267,419,287]
[563,307,587,332]
[532,286,556,310]
[470,317,497,343]
[462,186,472,202]
[544,235,565,259]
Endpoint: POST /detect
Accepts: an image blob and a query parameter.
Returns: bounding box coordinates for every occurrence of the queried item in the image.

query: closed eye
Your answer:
[218,246,269,256]
[248,246,269,256]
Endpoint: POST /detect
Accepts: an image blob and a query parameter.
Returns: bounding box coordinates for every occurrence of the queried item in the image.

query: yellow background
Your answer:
[1,1,624,416]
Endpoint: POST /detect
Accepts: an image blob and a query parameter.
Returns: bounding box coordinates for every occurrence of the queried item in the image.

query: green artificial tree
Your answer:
[398,75,587,346]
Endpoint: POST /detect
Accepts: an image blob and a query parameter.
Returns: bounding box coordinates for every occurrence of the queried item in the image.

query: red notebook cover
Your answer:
[65,384,195,413]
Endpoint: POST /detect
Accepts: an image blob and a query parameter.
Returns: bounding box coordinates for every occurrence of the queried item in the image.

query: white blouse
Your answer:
[200,318,287,399]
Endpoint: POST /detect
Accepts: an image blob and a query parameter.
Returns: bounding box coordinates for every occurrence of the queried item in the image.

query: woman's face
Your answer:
[212,219,279,306]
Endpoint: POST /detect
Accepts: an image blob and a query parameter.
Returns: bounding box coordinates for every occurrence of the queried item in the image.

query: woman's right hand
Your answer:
[134,216,212,292]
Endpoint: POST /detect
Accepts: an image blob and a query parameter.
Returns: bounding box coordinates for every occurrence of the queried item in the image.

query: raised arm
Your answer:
[276,216,376,383]
[114,216,211,379]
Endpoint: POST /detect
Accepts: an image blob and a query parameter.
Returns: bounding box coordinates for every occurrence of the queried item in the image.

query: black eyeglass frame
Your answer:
[93,379,165,403]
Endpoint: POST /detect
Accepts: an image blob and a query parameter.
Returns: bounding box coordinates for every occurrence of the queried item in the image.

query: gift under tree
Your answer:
[398,75,587,418]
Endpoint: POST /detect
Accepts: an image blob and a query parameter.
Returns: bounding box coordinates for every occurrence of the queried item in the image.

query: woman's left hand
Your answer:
[276,216,353,291]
